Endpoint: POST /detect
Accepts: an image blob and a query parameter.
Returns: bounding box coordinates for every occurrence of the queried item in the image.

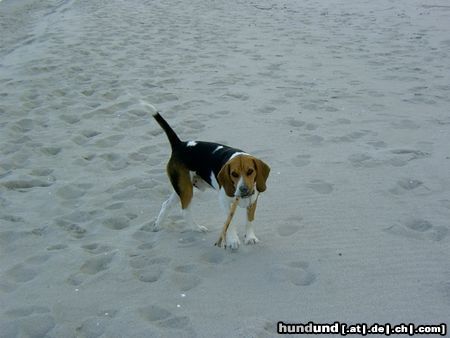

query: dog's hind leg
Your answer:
[182,205,208,232]
[168,159,208,232]
[154,191,178,231]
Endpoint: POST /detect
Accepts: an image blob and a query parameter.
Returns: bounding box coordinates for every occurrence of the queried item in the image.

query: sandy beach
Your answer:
[1,0,449,337]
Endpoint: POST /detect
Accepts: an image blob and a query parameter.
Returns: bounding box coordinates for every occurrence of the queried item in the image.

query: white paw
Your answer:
[244,231,259,245]
[196,225,209,232]
[225,231,240,250]
[153,220,161,232]
[186,220,208,232]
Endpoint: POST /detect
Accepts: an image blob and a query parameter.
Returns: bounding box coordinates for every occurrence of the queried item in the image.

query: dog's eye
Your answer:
[231,171,239,178]
[247,169,254,176]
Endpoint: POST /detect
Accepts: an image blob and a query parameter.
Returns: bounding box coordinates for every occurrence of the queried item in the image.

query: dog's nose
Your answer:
[239,185,249,195]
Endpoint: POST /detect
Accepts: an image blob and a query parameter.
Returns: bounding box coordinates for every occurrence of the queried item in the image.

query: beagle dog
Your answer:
[153,113,270,249]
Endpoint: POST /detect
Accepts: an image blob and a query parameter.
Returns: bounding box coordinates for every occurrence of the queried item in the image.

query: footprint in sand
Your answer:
[335,118,352,125]
[76,318,107,338]
[384,218,448,242]
[134,266,164,283]
[391,119,420,130]
[234,318,278,338]
[54,209,101,239]
[200,249,225,264]
[81,129,101,138]
[152,92,179,104]
[348,153,382,168]
[305,135,324,146]
[0,279,17,293]
[0,167,12,180]
[54,219,87,239]
[66,273,84,286]
[94,134,124,148]
[100,153,129,171]
[72,130,101,146]
[137,241,157,251]
[139,305,171,322]
[307,180,334,194]
[170,272,201,292]
[80,253,115,275]
[130,256,170,283]
[367,140,387,149]
[132,222,160,243]
[56,184,90,200]
[2,253,49,287]
[388,178,426,195]
[305,123,319,131]
[5,306,51,318]
[47,244,68,251]
[137,145,159,155]
[2,178,54,191]
[277,215,303,237]
[157,316,192,330]
[184,119,205,131]
[138,305,192,330]
[330,130,370,143]
[4,264,38,283]
[102,216,129,230]
[40,146,62,156]
[2,306,55,338]
[222,91,250,101]
[105,202,125,210]
[278,224,302,237]
[11,118,35,133]
[82,243,112,254]
[211,110,232,118]
[60,114,80,124]
[65,209,102,224]
[286,117,305,128]
[390,149,430,162]
[177,232,202,248]
[257,106,276,115]
[25,254,51,265]
[269,261,316,286]
[174,264,198,274]
[128,152,148,162]
[30,168,54,177]
[349,148,430,169]
[75,310,120,338]
[291,154,311,168]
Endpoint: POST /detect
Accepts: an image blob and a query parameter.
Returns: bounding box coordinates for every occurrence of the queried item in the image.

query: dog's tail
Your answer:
[153,112,181,149]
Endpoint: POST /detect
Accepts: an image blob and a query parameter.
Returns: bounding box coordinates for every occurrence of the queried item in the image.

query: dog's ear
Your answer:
[218,163,235,197]
[253,158,270,192]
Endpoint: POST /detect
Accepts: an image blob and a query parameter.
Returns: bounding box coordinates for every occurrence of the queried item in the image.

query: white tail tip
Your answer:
[139,100,158,114]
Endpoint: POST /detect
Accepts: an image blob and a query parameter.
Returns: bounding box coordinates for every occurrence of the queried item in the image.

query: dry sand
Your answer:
[1,0,449,337]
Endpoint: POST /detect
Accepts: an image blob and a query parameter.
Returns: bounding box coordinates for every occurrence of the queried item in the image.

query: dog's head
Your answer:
[218,155,270,198]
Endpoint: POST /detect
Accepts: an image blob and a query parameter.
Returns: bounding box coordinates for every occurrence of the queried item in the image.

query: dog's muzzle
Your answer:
[238,185,254,198]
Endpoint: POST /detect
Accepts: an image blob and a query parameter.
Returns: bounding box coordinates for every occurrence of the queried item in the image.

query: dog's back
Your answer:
[153,113,242,188]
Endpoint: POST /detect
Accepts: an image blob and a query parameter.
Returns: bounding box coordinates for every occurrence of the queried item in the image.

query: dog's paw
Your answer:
[225,232,240,250]
[152,221,161,232]
[244,233,259,245]
[186,220,209,232]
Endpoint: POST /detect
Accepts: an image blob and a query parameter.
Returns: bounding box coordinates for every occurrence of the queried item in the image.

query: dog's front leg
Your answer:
[244,199,259,245]
[225,212,240,249]
[216,189,240,249]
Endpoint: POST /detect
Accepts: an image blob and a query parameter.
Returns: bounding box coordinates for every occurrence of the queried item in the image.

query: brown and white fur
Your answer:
[153,112,270,249]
